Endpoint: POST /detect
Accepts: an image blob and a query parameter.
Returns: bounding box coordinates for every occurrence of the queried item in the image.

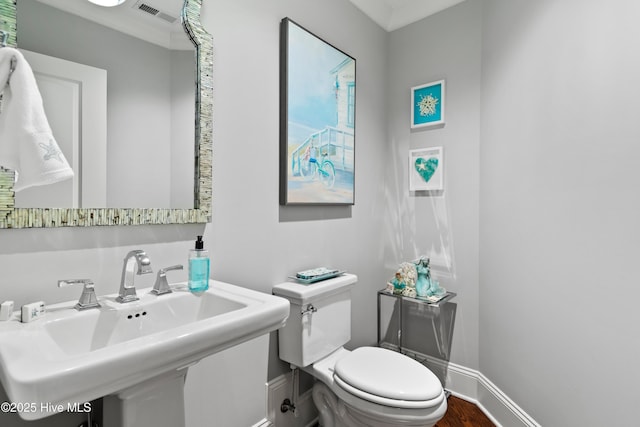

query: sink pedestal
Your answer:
[103,368,189,427]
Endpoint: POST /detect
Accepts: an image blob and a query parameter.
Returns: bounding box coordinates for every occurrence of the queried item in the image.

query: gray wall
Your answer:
[170,49,196,208]
[204,0,389,364]
[479,0,640,425]
[387,0,482,372]
[388,0,640,424]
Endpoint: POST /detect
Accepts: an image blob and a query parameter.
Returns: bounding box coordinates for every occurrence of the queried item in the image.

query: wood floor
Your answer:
[435,396,495,427]
[309,395,495,427]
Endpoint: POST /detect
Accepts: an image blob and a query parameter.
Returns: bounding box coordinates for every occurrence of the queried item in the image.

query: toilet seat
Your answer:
[333,347,444,409]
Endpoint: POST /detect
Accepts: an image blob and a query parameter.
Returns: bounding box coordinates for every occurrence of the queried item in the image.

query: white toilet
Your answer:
[273,274,447,427]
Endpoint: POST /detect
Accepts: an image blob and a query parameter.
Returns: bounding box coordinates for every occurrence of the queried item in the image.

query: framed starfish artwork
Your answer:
[409,147,443,192]
[411,80,445,129]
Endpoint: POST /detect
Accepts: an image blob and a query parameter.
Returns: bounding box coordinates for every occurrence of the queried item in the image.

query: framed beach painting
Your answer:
[279,18,356,205]
[411,80,445,129]
[409,147,443,192]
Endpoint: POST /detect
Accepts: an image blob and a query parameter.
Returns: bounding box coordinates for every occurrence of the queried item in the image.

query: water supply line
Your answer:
[280,367,300,417]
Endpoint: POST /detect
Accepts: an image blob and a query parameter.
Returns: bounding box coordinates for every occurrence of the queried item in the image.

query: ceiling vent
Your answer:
[133,1,178,24]
[138,3,159,15]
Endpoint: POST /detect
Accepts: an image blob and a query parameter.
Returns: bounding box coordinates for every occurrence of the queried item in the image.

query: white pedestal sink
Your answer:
[103,368,190,427]
[0,281,290,426]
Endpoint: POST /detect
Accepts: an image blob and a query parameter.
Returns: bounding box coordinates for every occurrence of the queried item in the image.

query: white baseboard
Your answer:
[474,371,541,427]
[251,419,272,427]
[384,351,540,427]
[421,355,541,427]
[264,356,540,427]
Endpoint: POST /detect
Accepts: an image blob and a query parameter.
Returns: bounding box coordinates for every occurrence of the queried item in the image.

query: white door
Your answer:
[15,49,107,208]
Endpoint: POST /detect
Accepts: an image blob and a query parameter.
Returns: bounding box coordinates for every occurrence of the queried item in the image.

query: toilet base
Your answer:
[312,381,446,427]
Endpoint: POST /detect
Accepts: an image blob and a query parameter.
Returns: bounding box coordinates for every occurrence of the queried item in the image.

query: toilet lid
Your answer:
[334,347,442,404]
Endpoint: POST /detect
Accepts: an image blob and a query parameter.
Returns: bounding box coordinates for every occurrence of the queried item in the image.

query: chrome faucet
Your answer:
[58,279,101,310]
[151,264,184,296]
[117,250,152,303]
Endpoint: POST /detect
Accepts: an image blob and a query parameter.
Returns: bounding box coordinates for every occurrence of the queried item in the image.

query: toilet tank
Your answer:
[273,274,357,368]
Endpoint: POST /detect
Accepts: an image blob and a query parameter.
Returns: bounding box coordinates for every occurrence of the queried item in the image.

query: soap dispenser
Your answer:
[188,235,210,292]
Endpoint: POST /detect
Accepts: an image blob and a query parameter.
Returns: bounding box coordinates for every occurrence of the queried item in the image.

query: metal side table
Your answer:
[377,290,457,366]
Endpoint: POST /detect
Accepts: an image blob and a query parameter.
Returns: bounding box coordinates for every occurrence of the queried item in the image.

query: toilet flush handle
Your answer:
[300,304,317,316]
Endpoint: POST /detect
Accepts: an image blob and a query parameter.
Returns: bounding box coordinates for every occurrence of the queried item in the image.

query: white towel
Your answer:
[0,47,74,192]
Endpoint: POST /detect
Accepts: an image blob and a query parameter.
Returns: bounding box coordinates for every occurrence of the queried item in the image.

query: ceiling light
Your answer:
[87,0,126,7]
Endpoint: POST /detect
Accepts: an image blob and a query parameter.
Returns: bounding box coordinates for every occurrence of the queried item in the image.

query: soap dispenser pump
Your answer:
[188,235,210,292]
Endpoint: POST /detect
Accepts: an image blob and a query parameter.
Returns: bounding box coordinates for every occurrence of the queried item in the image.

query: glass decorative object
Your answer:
[415,258,432,297]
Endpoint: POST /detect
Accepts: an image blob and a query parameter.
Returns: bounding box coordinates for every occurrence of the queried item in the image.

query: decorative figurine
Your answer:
[390,272,406,295]
[388,258,446,300]
[414,257,446,299]
[414,257,432,297]
[385,281,395,294]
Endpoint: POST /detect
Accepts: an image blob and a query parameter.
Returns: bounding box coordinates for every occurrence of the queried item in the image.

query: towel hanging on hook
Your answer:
[0,46,75,190]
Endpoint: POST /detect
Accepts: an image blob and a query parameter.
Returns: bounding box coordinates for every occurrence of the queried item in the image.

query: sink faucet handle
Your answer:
[160,264,184,274]
[151,265,184,296]
[58,279,101,311]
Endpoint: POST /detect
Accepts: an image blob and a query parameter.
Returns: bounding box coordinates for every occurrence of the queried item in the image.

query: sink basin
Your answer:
[0,281,289,421]
[43,286,247,355]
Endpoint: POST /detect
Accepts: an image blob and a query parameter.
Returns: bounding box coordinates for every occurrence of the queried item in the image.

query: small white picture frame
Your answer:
[409,147,443,192]
[411,80,445,129]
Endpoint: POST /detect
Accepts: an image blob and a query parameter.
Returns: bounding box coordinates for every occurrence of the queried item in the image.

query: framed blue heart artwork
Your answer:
[409,147,443,192]
[411,80,445,129]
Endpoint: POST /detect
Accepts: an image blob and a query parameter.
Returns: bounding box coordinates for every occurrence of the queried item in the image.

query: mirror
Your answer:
[0,0,212,227]
[16,0,195,210]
